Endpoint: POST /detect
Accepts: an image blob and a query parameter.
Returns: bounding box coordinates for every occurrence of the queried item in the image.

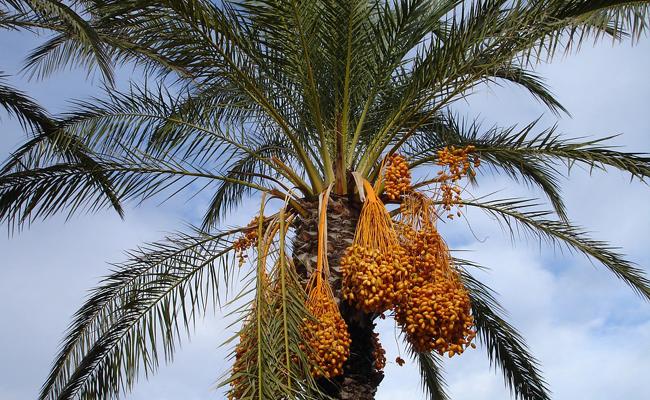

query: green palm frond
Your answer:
[0,150,273,230]
[202,137,297,229]
[459,269,551,400]
[531,0,650,59]
[0,132,126,228]
[11,0,325,188]
[408,116,650,220]
[356,0,650,167]
[233,199,286,399]
[355,0,525,169]
[16,0,113,83]
[0,72,52,132]
[56,82,317,197]
[459,1,649,68]
[60,84,256,163]
[40,227,240,400]
[0,80,129,224]
[221,200,320,399]
[159,0,324,188]
[272,208,314,396]
[0,80,314,230]
[478,65,569,116]
[0,8,27,30]
[406,116,567,220]
[245,0,335,181]
[460,197,650,301]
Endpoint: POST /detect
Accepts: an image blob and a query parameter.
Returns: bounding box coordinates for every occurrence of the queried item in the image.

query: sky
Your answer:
[1,25,649,400]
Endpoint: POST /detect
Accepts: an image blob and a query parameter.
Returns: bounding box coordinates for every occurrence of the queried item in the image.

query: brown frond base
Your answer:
[293,194,360,300]
[293,195,384,399]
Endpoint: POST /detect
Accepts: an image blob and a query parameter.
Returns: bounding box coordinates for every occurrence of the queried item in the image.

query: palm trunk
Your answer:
[293,195,384,400]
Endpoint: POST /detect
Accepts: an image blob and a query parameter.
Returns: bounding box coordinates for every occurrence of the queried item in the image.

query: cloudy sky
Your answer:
[1,24,649,400]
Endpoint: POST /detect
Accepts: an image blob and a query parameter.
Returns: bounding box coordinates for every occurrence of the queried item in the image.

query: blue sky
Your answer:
[1,26,649,400]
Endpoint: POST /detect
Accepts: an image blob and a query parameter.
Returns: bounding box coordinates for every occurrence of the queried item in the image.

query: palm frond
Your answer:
[221,199,320,399]
[0,130,126,228]
[0,72,53,132]
[202,137,296,229]
[406,116,568,220]
[0,84,128,226]
[357,0,649,164]
[20,0,113,84]
[161,0,325,189]
[529,0,650,61]
[480,65,568,116]
[60,84,252,163]
[356,0,516,169]
[14,0,325,189]
[408,116,650,220]
[0,7,38,32]
[461,197,650,301]
[59,83,317,194]
[0,151,272,231]
[40,227,240,400]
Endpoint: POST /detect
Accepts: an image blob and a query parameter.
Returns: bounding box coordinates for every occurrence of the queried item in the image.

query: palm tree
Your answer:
[2,1,650,399]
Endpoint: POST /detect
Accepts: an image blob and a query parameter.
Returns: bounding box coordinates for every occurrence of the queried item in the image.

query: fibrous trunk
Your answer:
[293,194,384,400]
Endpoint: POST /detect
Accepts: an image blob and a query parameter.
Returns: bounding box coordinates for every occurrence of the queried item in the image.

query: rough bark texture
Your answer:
[293,195,384,400]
